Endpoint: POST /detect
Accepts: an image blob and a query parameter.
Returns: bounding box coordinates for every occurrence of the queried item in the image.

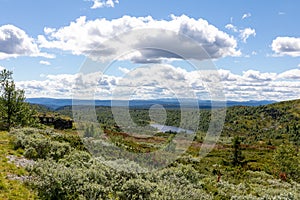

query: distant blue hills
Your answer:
[26,97,276,110]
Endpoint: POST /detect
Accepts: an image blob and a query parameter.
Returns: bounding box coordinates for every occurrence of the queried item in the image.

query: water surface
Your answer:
[150,123,194,134]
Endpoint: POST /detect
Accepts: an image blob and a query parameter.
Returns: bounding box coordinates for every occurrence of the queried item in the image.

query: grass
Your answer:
[0,131,37,200]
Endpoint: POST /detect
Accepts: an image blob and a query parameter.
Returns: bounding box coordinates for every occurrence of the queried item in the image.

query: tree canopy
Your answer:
[0,69,36,130]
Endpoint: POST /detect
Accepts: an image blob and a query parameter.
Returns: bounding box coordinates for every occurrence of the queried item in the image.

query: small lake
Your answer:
[150,124,194,134]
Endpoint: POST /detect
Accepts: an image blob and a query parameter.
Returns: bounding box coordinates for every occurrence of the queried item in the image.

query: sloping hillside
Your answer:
[222,99,300,145]
[47,99,300,146]
[1,100,299,199]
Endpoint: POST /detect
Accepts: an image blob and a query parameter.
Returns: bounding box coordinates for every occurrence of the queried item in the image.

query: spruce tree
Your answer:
[231,136,245,166]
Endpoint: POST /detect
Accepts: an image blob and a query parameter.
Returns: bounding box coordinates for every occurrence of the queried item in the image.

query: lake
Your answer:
[150,123,194,134]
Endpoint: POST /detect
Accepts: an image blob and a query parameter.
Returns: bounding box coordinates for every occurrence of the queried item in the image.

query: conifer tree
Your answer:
[0,69,36,130]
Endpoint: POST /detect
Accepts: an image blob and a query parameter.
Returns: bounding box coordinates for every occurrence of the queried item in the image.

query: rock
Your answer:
[6,155,35,182]
[6,155,35,168]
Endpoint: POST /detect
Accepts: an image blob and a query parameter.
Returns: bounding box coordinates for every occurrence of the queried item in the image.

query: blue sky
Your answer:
[0,0,299,101]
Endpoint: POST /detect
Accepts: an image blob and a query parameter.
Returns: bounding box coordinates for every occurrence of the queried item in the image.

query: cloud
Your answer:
[278,12,285,15]
[39,60,51,65]
[0,24,53,59]
[38,15,241,63]
[239,28,256,43]
[90,0,119,9]
[118,67,130,74]
[242,70,276,81]
[112,65,194,100]
[44,27,56,35]
[225,23,256,43]
[16,64,300,101]
[242,13,251,20]
[220,69,300,101]
[0,65,5,71]
[225,24,238,32]
[271,37,300,57]
[18,74,78,98]
[277,69,300,80]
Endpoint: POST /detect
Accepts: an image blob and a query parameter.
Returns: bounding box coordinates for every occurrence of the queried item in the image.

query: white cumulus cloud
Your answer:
[0,24,53,59]
[38,15,241,63]
[16,64,300,101]
[271,37,300,57]
[242,70,276,82]
[277,69,300,80]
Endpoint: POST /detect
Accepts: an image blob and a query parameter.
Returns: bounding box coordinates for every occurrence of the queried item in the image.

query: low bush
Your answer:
[8,127,300,200]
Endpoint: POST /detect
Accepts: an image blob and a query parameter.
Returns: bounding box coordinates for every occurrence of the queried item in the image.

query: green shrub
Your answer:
[24,147,38,159]
[48,141,71,161]
[8,127,300,199]
[120,179,155,200]
[59,150,91,168]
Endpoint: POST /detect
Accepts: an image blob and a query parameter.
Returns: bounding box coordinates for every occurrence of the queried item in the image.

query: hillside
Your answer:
[222,99,300,145]
[0,99,299,199]
[55,99,300,145]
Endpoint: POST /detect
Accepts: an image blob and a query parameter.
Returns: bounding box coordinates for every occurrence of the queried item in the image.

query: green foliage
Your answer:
[59,99,300,145]
[3,98,300,199]
[50,131,86,151]
[274,142,300,181]
[24,147,38,159]
[6,127,300,199]
[120,179,155,200]
[10,128,74,160]
[48,141,72,161]
[0,69,37,131]
[231,136,245,166]
[0,131,37,199]
[84,123,95,138]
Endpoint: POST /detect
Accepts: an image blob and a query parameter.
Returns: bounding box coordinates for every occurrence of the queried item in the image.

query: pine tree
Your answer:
[231,136,245,166]
[0,69,37,130]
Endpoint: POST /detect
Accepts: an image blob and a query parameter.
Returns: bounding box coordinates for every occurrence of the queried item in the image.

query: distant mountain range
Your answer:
[26,98,276,110]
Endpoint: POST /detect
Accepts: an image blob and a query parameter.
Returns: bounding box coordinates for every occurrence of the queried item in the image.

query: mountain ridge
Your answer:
[26,97,276,110]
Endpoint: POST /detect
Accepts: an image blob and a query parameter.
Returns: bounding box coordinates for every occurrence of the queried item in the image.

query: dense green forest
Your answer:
[0,99,298,199]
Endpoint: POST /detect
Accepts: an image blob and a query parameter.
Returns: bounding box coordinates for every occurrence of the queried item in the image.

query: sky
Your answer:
[0,0,299,101]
